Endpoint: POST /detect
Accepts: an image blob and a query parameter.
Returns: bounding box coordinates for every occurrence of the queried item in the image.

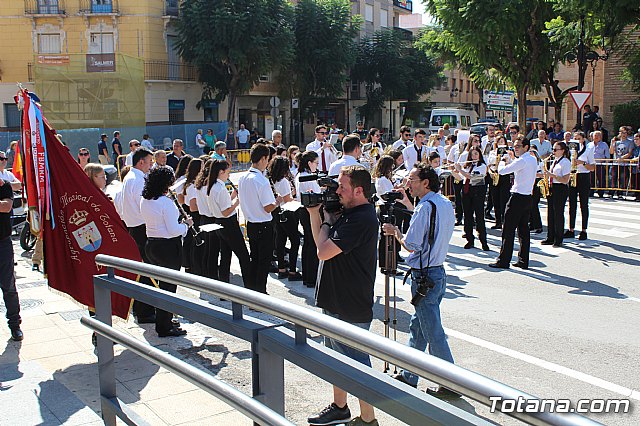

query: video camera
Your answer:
[298,173,342,213]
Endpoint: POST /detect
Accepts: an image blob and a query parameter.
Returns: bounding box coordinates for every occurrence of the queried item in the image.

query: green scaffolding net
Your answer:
[33,53,145,130]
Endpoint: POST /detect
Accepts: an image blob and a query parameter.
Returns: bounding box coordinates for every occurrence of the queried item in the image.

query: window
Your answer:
[466,80,470,93]
[37,0,61,14]
[431,115,457,127]
[365,4,373,22]
[351,80,359,92]
[259,74,270,83]
[203,100,219,122]
[168,100,185,124]
[89,32,114,54]
[451,78,456,90]
[380,9,388,27]
[3,104,20,128]
[91,0,113,13]
[38,34,61,54]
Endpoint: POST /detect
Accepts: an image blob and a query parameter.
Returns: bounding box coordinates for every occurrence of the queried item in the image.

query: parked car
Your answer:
[428,108,478,134]
[470,122,503,137]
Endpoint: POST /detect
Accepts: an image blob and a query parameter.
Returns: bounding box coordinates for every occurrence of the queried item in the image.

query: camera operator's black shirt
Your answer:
[0,181,13,240]
[316,203,378,323]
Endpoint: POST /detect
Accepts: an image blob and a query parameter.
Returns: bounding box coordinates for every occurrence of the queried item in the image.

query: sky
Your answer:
[411,1,433,25]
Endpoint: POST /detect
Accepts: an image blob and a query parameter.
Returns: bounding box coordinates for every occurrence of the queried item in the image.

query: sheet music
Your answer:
[199,223,223,233]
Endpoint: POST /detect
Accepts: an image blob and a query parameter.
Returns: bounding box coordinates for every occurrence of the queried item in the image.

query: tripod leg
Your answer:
[383,233,391,373]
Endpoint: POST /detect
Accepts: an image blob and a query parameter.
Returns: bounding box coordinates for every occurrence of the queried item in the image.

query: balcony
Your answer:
[79,0,119,15]
[393,0,412,12]
[164,0,179,17]
[25,0,66,15]
[144,61,197,82]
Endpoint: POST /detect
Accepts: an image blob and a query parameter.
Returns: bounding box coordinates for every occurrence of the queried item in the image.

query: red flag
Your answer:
[19,90,140,319]
[12,143,23,183]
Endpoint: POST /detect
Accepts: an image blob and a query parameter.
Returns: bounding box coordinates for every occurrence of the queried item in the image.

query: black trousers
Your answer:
[529,178,543,230]
[275,210,301,273]
[298,208,319,287]
[214,215,251,286]
[145,237,182,334]
[568,173,590,231]
[452,181,463,222]
[497,193,532,266]
[462,184,487,244]
[128,224,155,319]
[246,221,274,293]
[182,204,195,271]
[490,174,512,225]
[203,215,220,281]
[546,184,569,245]
[0,237,20,329]
[484,175,494,214]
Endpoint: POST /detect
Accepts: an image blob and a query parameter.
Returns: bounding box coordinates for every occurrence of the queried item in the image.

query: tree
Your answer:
[420,0,556,129]
[175,0,294,125]
[353,28,441,127]
[279,0,361,120]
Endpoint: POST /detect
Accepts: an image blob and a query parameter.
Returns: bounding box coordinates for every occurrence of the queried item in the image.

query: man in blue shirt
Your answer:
[382,163,459,399]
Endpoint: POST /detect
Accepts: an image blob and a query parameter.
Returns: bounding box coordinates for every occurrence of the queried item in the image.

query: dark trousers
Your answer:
[182,205,195,271]
[275,210,301,273]
[497,193,532,266]
[633,172,640,200]
[145,237,182,334]
[214,216,251,286]
[484,175,494,215]
[128,225,155,319]
[246,221,274,293]
[0,237,20,329]
[203,216,220,281]
[298,208,319,287]
[529,178,543,230]
[490,175,512,225]
[568,173,590,231]
[546,184,569,245]
[462,185,487,243]
[452,181,463,222]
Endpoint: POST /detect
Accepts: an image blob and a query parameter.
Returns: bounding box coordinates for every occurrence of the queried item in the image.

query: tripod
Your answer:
[382,231,398,373]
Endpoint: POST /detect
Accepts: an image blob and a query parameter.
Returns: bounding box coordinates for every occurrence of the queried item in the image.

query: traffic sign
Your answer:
[291,98,299,109]
[569,91,592,110]
[271,107,280,117]
[270,96,281,108]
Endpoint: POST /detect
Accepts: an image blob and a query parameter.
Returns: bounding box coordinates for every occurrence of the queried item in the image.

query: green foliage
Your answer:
[354,28,441,124]
[280,0,361,117]
[612,100,640,132]
[175,0,294,123]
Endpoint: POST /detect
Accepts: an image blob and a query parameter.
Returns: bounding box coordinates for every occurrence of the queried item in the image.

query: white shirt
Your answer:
[375,176,394,205]
[447,143,466,163]
[140,196,188,239]
[208,179,235,219]
[172,175,187,195]
[461,163,487,185]
[0,170,18,183]
[141,139,153,150]
[549,157,571,182]
[328,154,359,176]
[305,139,322,152]
[238,167,276,223]
[402,144,429,170]
[295,171,321,202]
[185,184,197,209]
[530,139,553,158]
[195,134,205,149]
[315,144,338,173]
[290,165,298,177]
[195,185,213,217]
[498,152,538,195]
[577,143,596,174]
[125,152,134,167]
[392,138,409,150]
[236,128,250,144]
[120,167,146,227]
[273,178,291,198]
[432,145,446,162]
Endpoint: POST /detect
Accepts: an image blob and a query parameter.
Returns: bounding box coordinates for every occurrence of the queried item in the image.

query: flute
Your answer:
[168,189,205,246]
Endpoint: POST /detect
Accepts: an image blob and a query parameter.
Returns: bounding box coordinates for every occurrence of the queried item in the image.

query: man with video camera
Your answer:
[305,165,379,426]
[382,163,460,398]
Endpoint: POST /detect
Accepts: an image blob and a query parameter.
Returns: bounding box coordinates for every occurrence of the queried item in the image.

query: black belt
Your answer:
[148,236,182,242]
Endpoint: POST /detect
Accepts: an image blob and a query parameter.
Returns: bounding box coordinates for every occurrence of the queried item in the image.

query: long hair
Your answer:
[268,156,289,183]
[468,146,486,166]
[299,150,319,173]
[142,166,175,200]
[183,158,203,195]
[465,134,482,152]
[207,159,229,195]
[175,154,193,179]
[364,128,379,146]
[195,159,213,190]
[287,145,300,165]
[373,155,394,179]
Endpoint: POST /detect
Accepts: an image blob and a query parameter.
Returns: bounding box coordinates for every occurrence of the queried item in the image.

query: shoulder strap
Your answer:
[420,199,437,271]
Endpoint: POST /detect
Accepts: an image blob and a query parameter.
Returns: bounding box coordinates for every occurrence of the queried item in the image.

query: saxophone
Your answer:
[569,147,578,187]
[538,158,550,198]
[488,150,501,186]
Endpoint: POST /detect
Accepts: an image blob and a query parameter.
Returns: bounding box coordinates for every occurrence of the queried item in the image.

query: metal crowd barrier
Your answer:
[226,149,252,172]
[592,159,639,195]
[85,254,600,426]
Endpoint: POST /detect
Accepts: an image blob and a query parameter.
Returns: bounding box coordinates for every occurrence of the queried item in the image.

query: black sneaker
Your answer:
[308,403,351,425]
[578,231,587,240]
[563,230,575,238]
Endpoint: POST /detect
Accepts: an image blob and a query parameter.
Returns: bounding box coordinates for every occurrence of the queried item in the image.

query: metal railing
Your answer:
[592,159,639,195]
[144,61,197,82]
[87,254,601,426]
[226,149,252,172]
[24,0,66,15]
[79,0,119,14]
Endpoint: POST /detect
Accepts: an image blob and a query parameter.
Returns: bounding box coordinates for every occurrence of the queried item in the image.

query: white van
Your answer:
[428,108,478,134]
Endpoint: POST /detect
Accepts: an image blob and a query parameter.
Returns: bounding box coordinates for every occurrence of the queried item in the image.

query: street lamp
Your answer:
[564,14,612,129]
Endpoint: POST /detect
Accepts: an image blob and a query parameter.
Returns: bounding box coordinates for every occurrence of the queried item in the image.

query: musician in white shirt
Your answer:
[402,129,429,170]
[541,141,572,247]
[328,134,361,176]
[140,166,192,337]
[194,159,220,280]
[182,158,203,274]
[294,150,321,288]
[392,125,412,150]
[453,147,489,251]
[565,131,595,240]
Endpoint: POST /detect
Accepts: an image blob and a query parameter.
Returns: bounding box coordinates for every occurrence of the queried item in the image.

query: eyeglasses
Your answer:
[373,134,380,137]
[79,152,90,156]
[317,131,327,135]
[0,157,7,161]
[133,143,141,147]
[403,133,411,136]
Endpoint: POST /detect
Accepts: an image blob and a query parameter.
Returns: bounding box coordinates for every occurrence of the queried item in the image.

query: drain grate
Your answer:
[0,298,43,313]
[16,280,47,290]
[58,310,87,321]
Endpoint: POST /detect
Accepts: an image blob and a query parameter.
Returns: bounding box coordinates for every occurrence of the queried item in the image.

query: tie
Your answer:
[321,150,327,172]
[464,164,474,194]
[415,145,422,162]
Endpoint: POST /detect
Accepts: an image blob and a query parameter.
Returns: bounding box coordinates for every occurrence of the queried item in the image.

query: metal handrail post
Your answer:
[82,317,295,426]
[95,266,116,426]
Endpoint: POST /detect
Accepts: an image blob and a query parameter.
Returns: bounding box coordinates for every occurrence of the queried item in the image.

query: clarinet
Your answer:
[168,189,205,246]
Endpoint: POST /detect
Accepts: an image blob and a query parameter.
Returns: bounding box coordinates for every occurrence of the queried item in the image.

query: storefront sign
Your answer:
[37,55,70,65]
[86,53,116,72]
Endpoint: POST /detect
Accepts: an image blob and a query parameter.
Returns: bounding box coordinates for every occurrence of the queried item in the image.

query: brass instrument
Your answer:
[569,147,578,187]
[488,150,501,186]
[168,189,205,246]
[538,158,550,199]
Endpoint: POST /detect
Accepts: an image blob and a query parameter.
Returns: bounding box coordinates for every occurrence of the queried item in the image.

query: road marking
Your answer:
[445,327,640,401]
[627,297,640,303]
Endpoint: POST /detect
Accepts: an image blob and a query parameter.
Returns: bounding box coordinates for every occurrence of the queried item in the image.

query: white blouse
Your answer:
[140,196,188,239]
[295,171,321,201]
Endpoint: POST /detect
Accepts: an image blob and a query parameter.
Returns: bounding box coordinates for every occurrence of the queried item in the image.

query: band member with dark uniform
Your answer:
[489,136,538,269]
[140,166,192,337]
[0,178,21,341]
[238,144,283,294]
[206,159,251,286]
[183,159,203,274]
[194,159,219,280]
[295,151,321,288]
[121,147,156,322]
[454,146,489,250]
[268,157,303,281]
[542,141,572,247]
[565,131,595,240]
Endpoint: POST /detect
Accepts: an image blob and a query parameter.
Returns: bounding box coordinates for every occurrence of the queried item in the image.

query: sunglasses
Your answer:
[0,157,7,161]
[133,143,141,147]
[317,131,327,135]
[79,152,90,156]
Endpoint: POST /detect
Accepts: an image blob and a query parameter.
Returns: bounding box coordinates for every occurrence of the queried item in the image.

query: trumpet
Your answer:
[168,189,205,246]
[538,158,550,199]
[569,148,578,187]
